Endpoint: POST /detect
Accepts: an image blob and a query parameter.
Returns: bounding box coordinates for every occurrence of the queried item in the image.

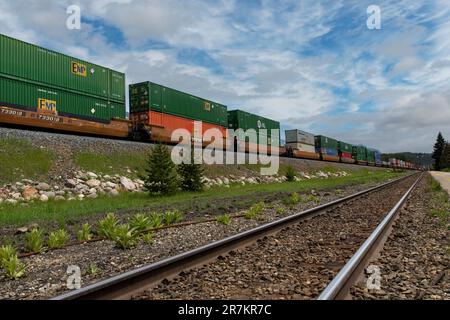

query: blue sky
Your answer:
[0,0,449,153]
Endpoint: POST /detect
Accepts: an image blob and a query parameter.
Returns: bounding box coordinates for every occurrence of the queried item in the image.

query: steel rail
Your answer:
[52,173,419,300]
[318,173,423,300]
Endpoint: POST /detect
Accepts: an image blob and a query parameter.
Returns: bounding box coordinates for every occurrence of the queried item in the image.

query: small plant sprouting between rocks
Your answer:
[114,224,139,250]
[77,223,93,242]
[283,192,301,207]
[149,213,164,229]
[0,245,17,267]
[130,214,152,232]
[2,255,26,280]
[276,207,286,215]
[216,214,231,225]
[97,213,119,240]
[285,166,297,182]
[25,229,45,253]
[142,232,154,245]
[305,195,320,203]
[88,264,99,276]
[48,229,70,249]
[245,202,265,220]
[163,210,184,225]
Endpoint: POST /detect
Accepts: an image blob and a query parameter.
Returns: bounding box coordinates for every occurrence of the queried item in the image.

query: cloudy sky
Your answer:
[1,0,449,153]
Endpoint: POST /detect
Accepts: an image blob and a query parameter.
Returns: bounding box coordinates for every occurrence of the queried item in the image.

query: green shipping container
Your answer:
[227,110,280,146]
[315,135,339,149]
[0,33,125,104]
[353,145,368,162]
[0,76,119,122]
[338,141,353,154]
[129,82,228,127]
[366,149,376,164]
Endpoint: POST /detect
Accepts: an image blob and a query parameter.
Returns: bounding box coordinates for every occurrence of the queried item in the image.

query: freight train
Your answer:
[0,34,422,170]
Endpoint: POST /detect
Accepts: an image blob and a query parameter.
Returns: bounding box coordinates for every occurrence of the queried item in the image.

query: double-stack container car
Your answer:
[227,110,280,153]
[129,81,228,145]
[353,145,368,165]
[0,34,128,137]
[315,135,339,162]
[285,129,320,160]
[338,141,355,163]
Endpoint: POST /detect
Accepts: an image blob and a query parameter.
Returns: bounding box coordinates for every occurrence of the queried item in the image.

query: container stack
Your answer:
[338,141,354,163]
[285,130,316,153]
[0,34,126,122]
[315,135,339,161]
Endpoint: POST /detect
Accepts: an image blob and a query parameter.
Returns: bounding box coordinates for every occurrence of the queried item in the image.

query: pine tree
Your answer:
[143,144,179,195]
[432,132,446,171]
[177,147,204,192]
[440,143,450,170]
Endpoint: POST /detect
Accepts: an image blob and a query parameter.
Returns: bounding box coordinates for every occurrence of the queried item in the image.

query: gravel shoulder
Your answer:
[351,174,449,300]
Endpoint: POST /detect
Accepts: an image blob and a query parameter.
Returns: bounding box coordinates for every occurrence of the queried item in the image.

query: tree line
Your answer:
[432,132,450,171]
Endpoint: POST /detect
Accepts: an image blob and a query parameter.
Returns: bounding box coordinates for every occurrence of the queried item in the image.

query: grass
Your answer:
[0,169,406,227]
[427,176,450,223]
[74,151,147,177]
[216,214,231,225]
[0,138,53,183]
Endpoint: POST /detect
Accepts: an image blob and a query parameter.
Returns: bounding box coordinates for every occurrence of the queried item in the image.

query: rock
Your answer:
[39,194,49,202]
[66,179,77,188]
[15,227,29,235]
[54,196,65,201]
[87,193,98,199]
[5,199,18,205]
[77,194,85,200]
[89,188,97,194]
[87,172,98,179]
[76,184,89,191]
[105,182,117,189]
[135,179,145,185]
[12,193,22,200]
[108,189,119,197]
[103,175,111,180]
[36,183,51,191]
[22,186,39,201]
[44,191,56,199]
[216,178,223,185]
[223,178,230,185]
[86,179,101,188]
[120,177,136,191]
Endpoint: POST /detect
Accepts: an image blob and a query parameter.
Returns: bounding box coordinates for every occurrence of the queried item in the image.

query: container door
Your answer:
[150,83,163,126]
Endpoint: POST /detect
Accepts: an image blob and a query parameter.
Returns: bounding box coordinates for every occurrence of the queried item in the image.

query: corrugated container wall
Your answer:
[129,82,228,127]
[227,110,281,145]
[0,34,125,103]
[338,141,353,154]
[285,129,315,145]
[315,135,339,156]
[353,145,368,162]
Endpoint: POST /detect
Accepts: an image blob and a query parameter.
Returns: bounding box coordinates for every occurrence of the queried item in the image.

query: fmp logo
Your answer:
[38,98,57,113]
[72,62,87,77]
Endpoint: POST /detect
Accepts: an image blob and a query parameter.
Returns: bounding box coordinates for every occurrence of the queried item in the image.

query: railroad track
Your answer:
[52,173,422,300]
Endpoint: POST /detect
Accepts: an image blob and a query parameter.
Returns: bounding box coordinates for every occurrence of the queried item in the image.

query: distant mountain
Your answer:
[381,152,434,166]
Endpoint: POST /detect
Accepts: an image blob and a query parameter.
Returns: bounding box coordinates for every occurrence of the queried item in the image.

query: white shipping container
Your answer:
[285,129,315,145]
[286,142,316,153]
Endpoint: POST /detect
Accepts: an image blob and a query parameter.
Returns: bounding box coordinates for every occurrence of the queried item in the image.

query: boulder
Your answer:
[108,189,119,197]
[22,186,39,201]
[5,199,18,205]
[54,196,65,201]
[86,179,101,188]
[120,177,136,191]
[105,182,117,189]
[36,183,51,191]
[87,172,98,179]
[39,194,49,202]
[66,179,77,188]
[44,191,56,199]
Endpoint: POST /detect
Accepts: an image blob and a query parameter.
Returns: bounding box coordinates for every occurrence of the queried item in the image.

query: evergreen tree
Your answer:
[432,132,446,171]
[177,147,204,192]
[440,143,450,170]
[143,144,179,195]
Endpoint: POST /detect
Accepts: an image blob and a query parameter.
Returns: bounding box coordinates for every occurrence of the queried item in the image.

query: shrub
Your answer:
[114,224,139,250]
[130,214,152,232]
[163,211,184,225]
[245,202,265,220]
[77,223,93,242]
[48,229,70,249]
[216,214,231,225]
[177,147,204,192]
[283,193,301,206]
[143,144,179,196]
[97,213,119,240]
[285,166,297,182]
[25,229,44,253]
[0,245,17,267]
[2,255,26,280]
[149,213,164,229]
